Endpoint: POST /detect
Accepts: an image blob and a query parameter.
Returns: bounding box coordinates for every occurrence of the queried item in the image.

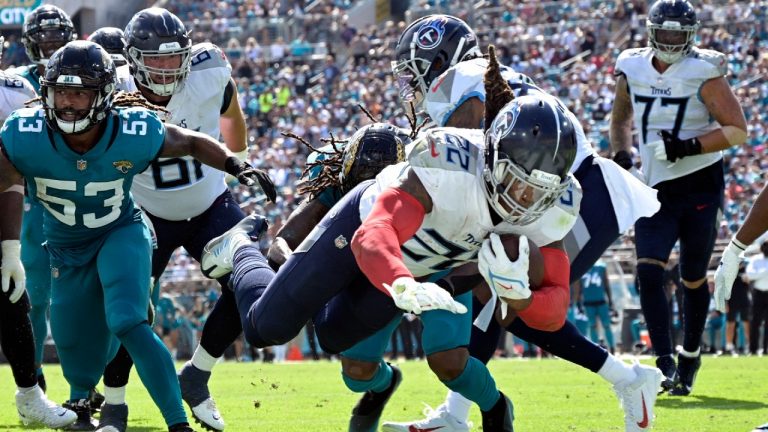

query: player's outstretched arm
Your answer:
[219,78,248,155]
[0,142,26,303]
[609,74,635,158]
[160,123,277,202]
[0,141,24,196]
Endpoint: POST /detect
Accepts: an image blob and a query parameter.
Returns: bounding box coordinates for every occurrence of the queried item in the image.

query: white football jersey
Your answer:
[0,71,36,122]
[119,43,232,220]
[616,47,725,186]
[359,127,579,278]
[425,57,596,173]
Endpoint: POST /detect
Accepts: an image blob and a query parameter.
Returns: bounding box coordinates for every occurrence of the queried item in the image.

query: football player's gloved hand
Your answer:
[612,150,633,171]
[1,240,26,303]
[656,130,702,163]
[224,156,277,203]
[714,238,747,313]
[478,233,531,319]
[383,277,467,315]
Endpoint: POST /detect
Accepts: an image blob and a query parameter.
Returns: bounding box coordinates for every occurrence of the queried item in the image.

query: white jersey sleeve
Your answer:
[0,71,37,122]
[129,43,234,220]
[615,47,724,186]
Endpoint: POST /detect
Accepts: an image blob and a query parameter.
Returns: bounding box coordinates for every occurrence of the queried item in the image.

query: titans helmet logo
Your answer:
[491,103,522,140]
[415,18,446,50]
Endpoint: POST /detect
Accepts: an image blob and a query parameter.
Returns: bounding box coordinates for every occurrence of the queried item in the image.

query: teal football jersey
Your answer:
[2,107,165,262]
[581,261,608,303]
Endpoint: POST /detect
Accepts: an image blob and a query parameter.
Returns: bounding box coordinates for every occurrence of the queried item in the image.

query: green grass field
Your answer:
[1,356,767,431]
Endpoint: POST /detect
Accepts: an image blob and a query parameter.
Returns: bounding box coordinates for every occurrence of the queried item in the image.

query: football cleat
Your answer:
[349,364,402,432]
[381,403,472,432]
[168,423,196,432]
[481,392,514,432]
[178,362,224,431]
[613,363,664,431]
[201,214,267,279]
[669,354,701,396]
[89,388,105,413]
[752,422,768,431]
[63,399,97,430]
[95,403,128,432]
[655,355,677,393]
[16,385,78,429]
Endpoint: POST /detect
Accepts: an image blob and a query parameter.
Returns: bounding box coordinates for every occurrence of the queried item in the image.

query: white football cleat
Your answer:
[382,404,472,432]
[190,398,225,431]
[201,214,267,279]
[614,363,664,431]
[16,385,78,429]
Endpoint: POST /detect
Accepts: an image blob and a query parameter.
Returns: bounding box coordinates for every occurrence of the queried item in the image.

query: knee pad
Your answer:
[421,292,472,355]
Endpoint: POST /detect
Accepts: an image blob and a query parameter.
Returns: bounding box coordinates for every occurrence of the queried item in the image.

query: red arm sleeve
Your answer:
[351,187,426,295]
[516,247,570,331]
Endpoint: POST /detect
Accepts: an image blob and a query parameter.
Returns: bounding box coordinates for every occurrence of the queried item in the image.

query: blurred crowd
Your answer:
[2,0,766,358]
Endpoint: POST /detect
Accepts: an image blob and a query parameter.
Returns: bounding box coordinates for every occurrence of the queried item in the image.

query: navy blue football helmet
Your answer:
[392,15,480,108]
[40,41,116,135]
[484,95,576,225]
[646,0,699,64]
[88,27,127,67]
[21,5,77,65]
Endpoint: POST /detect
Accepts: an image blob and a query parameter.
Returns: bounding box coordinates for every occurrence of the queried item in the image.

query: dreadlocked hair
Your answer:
[24,91,170,117]
[282,131,347,198]
[406,101,429,140]
[483,45,515,132]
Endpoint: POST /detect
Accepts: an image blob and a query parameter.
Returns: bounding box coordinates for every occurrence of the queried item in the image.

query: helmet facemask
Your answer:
[42,78,115,134]
[647,21,698,64]
[127,41,191,97]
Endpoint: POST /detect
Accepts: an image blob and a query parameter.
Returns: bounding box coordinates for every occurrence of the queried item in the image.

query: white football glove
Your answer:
[1,240,26,303]
[714,238,746,313]
[478,233,531,318]
[383,277,467,315]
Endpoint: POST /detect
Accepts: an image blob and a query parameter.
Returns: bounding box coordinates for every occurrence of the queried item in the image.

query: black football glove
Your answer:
[612,150,633,170]
[224,157,277,203]
[659,130,702,163]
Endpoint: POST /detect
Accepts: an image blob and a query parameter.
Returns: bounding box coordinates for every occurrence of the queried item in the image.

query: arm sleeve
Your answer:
[516,247,570,331]
[351,187,426,294]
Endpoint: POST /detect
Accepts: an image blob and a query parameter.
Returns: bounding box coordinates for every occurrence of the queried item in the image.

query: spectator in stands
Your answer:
[747,241,768,354]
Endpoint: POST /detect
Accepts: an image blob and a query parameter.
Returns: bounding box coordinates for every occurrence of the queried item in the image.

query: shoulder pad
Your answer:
[690,47,728,77]
[408,128,484,173]
[190,43,231,72]
[615,48,647,72]
[0,72,36,97]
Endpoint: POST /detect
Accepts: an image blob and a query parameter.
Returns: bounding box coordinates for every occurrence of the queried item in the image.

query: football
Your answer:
[499,234,545,289]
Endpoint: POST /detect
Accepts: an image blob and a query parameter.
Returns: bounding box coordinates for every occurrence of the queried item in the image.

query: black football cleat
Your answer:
[88,388,105,413]
[168,422,195,432]
[63,399,97,431]
[655,354,677,393]
[669,354,701,396]
[481,392,514,432]
[96,403,128,431]
[752,422,768,431]
[349,364,402,432]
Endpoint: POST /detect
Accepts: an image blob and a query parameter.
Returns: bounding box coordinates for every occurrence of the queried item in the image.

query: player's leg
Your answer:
[179,191,248,431]
[635,199,680,389]
[568,158,621,282]
[1,289,78,429]
[341,316,404,432]
[597,303,616,351]
[50,257,116,430]
[97,221,188,429]
[670,186,721,396]
[585,304,601,344]
[21,200,51,389]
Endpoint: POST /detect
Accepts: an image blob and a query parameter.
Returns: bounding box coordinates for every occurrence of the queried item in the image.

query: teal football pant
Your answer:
[49,221,186,426]
[21,199,51,368]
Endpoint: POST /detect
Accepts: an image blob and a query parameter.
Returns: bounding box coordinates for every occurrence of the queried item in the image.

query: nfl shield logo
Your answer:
[77,160,87,171]
[334,235,348,249]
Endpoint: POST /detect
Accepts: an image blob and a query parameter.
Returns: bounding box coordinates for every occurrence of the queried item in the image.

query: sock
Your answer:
[682,281,710,353]
[230,245,275,346]
[36,367,43,377]
[637,263,673,357]
[508,318,608,372]
[679,348,700,358]
[17,384,38,395]
[445,390,472,423]
[342,360,393,393]
[597,355,637,385]
[443,357,499,412]
[199,289,242,358]
[468,296,501,364]
[29,303,48,367]
[1,296,38,388]
[191,346,219,372]
[103,345,134,388]
[119,324,186,427]
[104,386,127,406]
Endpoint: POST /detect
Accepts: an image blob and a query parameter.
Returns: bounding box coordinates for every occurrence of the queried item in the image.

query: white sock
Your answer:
[17,384,39,395]
[191,345,219,372]
[445,390,472,423]
[103,386,126,406]
[680,348,700,358]
[597,355,637,385]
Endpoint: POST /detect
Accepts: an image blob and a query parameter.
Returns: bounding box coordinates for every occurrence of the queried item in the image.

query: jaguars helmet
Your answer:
[646,0,699,64]
[40,41,116,135]
[340,123,407,192]
[483,94,576,225]
[21,5,77,66]
[392,14,480,108]
[124,8,191,97]
[88,27,127,67]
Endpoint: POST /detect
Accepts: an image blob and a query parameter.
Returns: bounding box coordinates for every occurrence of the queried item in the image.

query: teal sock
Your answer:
[70,388,89,401]
[443,356,500,412]
[342,360,393,393]
[36,367,43,377]
[119,324,186,426]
